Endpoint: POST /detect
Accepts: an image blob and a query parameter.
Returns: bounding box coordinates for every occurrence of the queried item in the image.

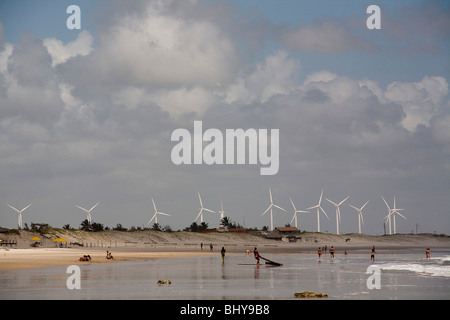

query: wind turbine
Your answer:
[289,198,309,229]
[76,202,99,224]
[391,196,406,234]
[381,196,393,234]
[262,187,286,231]
[7,203,32,229]
[348,201,369,234]
[195,192,216,224]
[325,196,349,235]
[306,189,329,233]
[147,198,170,226]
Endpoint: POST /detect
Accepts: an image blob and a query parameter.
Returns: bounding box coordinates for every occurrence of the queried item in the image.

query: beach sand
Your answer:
[1,230,449,271]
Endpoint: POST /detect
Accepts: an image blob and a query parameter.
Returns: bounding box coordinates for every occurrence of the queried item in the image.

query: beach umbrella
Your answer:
[52,238,68,242]
[31,236,41,241]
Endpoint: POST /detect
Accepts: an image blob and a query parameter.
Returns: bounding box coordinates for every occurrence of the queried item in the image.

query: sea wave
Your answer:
[380,255,450,278]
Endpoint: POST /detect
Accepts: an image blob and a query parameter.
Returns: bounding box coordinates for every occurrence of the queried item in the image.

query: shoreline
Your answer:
[1,230,449,271]
[1,242,448,271]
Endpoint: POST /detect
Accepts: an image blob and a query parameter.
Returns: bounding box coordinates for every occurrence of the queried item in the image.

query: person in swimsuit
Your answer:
[329,246,335,259]
[317,247,322,259]
[426,248,431,259]
[253,247,260,264]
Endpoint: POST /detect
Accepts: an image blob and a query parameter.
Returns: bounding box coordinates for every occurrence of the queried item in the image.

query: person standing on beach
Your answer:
[329,246,335,259]
[221,247,226,262]
[371,247,376,262]
[317,247,322,259]
[426,248,431,259]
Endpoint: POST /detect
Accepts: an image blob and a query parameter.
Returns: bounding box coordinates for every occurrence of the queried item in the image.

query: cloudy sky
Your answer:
[0,0,449,235]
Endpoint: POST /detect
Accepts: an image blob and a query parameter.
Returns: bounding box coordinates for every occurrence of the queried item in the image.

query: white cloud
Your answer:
[224,50,300,105]
[43,30,94,67]
[385,76,448,131]
[93,12,237,88]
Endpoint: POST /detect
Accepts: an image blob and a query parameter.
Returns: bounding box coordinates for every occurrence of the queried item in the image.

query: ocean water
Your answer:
[1,249,449,300]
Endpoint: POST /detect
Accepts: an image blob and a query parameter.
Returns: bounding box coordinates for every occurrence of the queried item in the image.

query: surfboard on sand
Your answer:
[260,255,283,266]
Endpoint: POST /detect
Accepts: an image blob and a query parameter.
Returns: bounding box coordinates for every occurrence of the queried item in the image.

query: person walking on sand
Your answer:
[371,247,376,262]
[329,246,335,259]
[221,247,226,262]
[317,247,322,259]
[426,248,431,259]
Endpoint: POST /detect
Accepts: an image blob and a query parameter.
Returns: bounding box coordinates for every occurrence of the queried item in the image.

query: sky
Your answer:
[0,0,449,235]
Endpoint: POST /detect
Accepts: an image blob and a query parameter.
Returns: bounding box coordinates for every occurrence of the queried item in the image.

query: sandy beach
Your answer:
[1,229,449,271]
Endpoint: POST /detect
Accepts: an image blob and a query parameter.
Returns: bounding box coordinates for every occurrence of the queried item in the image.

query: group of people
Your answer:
[200,243,214,252]
[317,246,336,260]
[317,245,432,262]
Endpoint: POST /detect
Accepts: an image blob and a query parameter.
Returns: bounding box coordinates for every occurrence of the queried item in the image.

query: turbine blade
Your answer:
[269,187,273,204]
[320,206,329,219]
[198,191,203,207]
[204,208,216,214]
[395,211,407,220]
[348,204,359,211]
[273,204,286,212]
[152,198,157,211]
[7,204,20,213]
[195,210,203,222]
[325,198,337,206]
[290,198,296,211]
[147,213,157,225]
[361,200,369,210]
[262,205,272,216]
[90,202,100,212]
[76,205,88,212]
[319,189,324,204]
[338,197,349,206]
[306,205,319,210]
[157,212,171,217]
[381,196,391,210]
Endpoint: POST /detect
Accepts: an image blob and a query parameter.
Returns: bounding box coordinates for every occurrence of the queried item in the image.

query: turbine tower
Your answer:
[289,198,309,229]
[76,202,99,224]
[219,199,225,225]
[325,196,349,235]
[262,187,286,231]
[7,203,32,229]
[348,201,369,234]
[306,189,329,233]
[147,198,171,226]
[195,192,216,224]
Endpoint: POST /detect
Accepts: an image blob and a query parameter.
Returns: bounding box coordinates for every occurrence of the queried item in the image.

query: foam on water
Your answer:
[380,255,450,278]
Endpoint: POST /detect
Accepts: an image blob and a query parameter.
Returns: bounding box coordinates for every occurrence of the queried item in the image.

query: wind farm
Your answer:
[1,189,415,235]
